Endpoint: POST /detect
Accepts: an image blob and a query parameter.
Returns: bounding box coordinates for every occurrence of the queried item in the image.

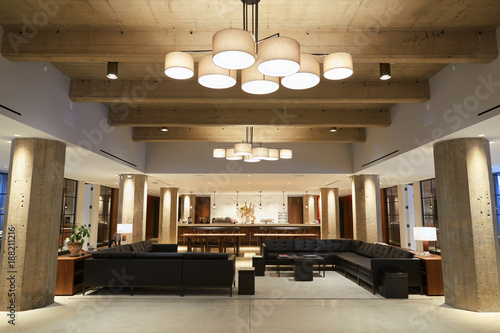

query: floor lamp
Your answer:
[117,223,133,245]
[413,227,437,256]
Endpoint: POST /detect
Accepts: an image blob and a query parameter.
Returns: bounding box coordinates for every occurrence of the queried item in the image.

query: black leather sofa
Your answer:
[263,239,422,294]
[83,240,235,296]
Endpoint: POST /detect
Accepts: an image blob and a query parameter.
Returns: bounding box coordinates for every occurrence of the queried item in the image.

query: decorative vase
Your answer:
[68,242,83,257]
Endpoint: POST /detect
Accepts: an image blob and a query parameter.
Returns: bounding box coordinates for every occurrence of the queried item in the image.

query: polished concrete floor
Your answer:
[1,246,500,332]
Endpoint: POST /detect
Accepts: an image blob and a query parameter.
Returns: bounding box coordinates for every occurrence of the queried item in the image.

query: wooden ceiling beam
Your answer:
[2,27,497,63]
[132,127,366,143]
[108,108,391,128]
[70,79,429,104]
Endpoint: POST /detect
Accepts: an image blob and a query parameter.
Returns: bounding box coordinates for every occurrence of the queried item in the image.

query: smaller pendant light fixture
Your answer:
[189,191,193,209]
[280,149,293,159]
[198,54,237,89]
[379,63,391,80]
[213,191,216,209]
[106,62,118,79]
[259,191,262,209]
[282,191,286,209]
[226,148,243,160]
[164,52,194,79]
[236,191,239,209]
[213,148,226,158]
[258,36,301,77]
[305,191,308,209]
[323,52,353,80]
[212,28,256,70]
[281,54,320,90]
[234,142,253,156]
[329,127,337,132]
[241,62,280,95]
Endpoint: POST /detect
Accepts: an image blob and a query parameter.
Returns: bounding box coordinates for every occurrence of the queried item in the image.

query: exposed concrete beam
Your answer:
[2,27,497,63]
[108,108,391,128]
[71,79,429,105]
[132,127,366,143]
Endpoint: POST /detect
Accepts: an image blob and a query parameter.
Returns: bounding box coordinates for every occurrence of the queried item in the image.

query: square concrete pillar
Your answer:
[159,187,179,244]
[352,175,382,243]
[434,138,500,312]
[319,188,340,239]
[117,174,148,243]
[0,138,66,311]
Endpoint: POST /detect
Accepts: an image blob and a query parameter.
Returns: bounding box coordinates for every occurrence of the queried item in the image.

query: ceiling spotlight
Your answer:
[330,127,337,132]
[380,63,391,80]
[106,62,118,79]
[160,126,169,132]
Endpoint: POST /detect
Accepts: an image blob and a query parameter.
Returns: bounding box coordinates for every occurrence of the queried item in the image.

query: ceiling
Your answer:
[1,1,500,196]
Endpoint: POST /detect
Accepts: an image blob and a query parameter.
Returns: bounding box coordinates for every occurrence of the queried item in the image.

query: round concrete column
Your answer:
[117,174,148,243]
[159,187,179,244]
[319,188,340,239]
[351,174,382,242]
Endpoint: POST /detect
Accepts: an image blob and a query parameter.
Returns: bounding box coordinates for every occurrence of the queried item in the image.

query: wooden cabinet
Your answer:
[413,253,444,296]
[55,253,92,295]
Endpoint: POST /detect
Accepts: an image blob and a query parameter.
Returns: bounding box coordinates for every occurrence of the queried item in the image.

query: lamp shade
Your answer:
[213,148,226,158]
[164,52,194,80]
[280,149,293,159]
[252,147,269,160]
[380,63,391,80]
[198,54,237,89]
[413,227,437,241]
[234,142,252,156]
[212,28,256,70]
[241,62,279,95]
[225,148,243,160]
[281,54,320,90]
[257,37,300,77]
[117,223,133,234]
[107,62,118,79]
[323,52,353,80]
[266,148,279,161]
[244,154,260,162]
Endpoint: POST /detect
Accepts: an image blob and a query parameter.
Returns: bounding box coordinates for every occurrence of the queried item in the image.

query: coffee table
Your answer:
[276,255,326,279]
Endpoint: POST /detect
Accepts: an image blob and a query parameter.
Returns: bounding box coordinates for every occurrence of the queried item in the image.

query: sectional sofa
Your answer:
[83,240,235,296]
[263,239,422,294]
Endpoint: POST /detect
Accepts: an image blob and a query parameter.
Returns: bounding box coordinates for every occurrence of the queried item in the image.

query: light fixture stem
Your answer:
[255,0,258,52]
[256,33,279,44]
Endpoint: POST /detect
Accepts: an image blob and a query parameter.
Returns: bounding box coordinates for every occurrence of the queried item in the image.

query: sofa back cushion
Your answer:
[356,242,375,257]
[349,240,363,252]
[265,239,295,252]
[135,252,183,259]
[92,251,135,259]
[389,247,415,258]
[183,252,229,260]
[325,239,351,252]
[294,239,326,252]
[371,244,393,258]
[130,240,153,253]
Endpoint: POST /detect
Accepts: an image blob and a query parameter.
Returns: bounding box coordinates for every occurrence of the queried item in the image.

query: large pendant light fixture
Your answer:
[212,28,256,70]
[225,148,243,160]
[281,54,320,90]
[252,147,270,160]
[213,148,226,158]
[279,149,293,159]
[257,36,300,77]
[241,62,279,95]
[198,54,237,89]
[164,52,194,79]
[323,52,353,80]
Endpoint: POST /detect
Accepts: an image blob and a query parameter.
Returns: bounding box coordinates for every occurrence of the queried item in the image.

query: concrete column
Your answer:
[180,193,195,222]
[303,194,318,224]
[319,188,339,239]
[352,175,382,242]
[117,174,148,243]
[434,138,500,312]
[159,188,179,244]
[0,138,65,311]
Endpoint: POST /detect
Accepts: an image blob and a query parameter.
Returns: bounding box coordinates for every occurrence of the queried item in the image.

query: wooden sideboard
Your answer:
[56,253,92,296]
[413,253,444,296]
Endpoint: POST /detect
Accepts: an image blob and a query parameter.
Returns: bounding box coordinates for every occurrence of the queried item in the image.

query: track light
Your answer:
[330,127,337,132]
[380,63,391,80]
[107,62,118,79]
[160,126,169,132]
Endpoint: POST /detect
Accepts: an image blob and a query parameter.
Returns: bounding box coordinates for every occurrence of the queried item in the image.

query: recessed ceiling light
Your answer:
[248,175,251,177]
[14,134,21,137]
[6,141,12,144]
[329,127,337,132]
[490,141,495,144]
[478,134,485,137]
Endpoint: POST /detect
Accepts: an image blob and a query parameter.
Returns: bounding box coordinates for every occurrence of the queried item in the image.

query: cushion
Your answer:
[389,248,414,258]
[325,239,350,252]
[294,239,326,252]
[135,252,183,259]
[114,244,132,252]
[349,240,363,252]
[183,252,229,260]
[371,244,393,258]
[92,251,136,259]
[142,240,153,252]
[356,242,374,257]
[152,244,178,252]
[264,239,295,252]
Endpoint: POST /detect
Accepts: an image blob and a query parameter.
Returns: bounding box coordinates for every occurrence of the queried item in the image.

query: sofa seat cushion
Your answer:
[265,239,295,252]
[135,252,183,259]
[267,252,298,261]
[294,239,327,253]
[334,252,371,270]
[325,239,351,252]
[92,251,135,259]
[183,252,229,260]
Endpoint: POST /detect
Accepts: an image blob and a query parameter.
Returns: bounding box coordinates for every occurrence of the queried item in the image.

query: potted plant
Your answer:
[67,224,90,256]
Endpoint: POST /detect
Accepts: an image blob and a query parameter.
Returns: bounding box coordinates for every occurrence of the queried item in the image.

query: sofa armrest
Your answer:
[370,258,422,289]
[262,244,269,261]
[152,244,178,252]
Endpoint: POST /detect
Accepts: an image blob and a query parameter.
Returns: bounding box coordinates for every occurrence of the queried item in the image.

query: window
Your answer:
[59,178,78,252]
[493,173,500,238]
[97,186,114,245]
[0,172,8,231]
[384,186,400,246]
[420,178,440,252]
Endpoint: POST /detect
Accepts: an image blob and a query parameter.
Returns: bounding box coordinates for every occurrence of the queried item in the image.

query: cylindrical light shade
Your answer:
[164,52,194,79]
[107,62,118,79]
[323,52,353,80]
[280,149,293,159]
[212,28,256,70]
[257,37,300,77]
[241,62,279,95]
[244,155,260,163]
[252,147,269,160]
[116,223,133,234]
[213,148,226,158]
[198,54,237,89]
[225,148,243,160]
[234,143,252,156]
[380,63,391,80]
[413,227,437,241]
[281,54,320,90]
[266,148,279,161]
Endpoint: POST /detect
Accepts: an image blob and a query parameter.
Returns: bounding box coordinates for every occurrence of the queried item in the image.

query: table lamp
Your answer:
[117,223,133,244]
[413,227,437,256]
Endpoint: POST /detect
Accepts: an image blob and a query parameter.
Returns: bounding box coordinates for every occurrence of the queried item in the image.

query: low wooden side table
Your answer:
[56,252,92,295]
